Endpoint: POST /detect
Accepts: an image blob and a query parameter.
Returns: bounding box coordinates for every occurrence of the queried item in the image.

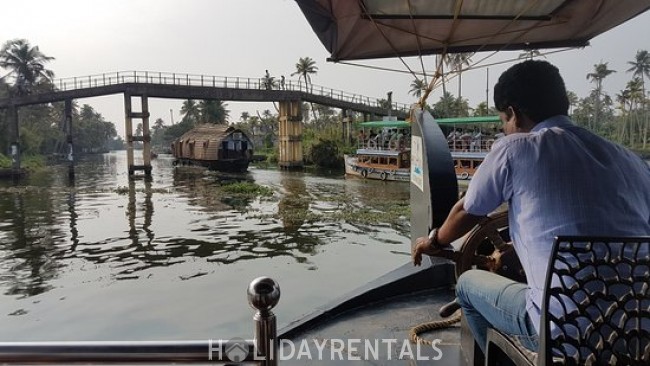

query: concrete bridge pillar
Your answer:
[7,105,20,170]
[124,94,152,177]
[278,100,303,169]
[342,109,353,145]
[64,99,74,178]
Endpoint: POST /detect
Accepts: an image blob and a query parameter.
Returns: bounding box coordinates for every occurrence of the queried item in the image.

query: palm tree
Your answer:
[153,118,165,131]
[627,78,645,146]
[291,57,318,92]
[445,53,473,116]
[566,91,579,116]
[180,99,200,123]
[627,50,650,90]
[199,99,229,124]
[262,74,277,90]
[586,62,616,131]
[0,39,54,95]
[616,89,631,143]
[627,50,650,148]
[409,78,427,98]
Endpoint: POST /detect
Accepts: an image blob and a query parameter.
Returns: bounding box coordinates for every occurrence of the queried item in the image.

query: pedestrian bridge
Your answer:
[0,71,409,116]
[0,71,410,176]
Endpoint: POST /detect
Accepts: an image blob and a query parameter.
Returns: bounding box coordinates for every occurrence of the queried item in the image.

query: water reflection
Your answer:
[127,179,154,246]
[278,172,309,232]
[0,189,62,297]
[0,153,410,340]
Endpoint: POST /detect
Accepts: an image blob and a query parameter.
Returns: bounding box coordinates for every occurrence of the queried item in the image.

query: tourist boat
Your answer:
[170,124,253,172]
[443,115,502,180]
[344,120,411,181]
[346,116,501,181]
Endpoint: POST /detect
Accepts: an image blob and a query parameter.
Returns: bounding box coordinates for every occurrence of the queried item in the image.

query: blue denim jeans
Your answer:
[456,269,538,353]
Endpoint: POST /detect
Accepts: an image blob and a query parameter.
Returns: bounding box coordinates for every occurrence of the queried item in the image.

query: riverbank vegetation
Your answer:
[0,39,123,165]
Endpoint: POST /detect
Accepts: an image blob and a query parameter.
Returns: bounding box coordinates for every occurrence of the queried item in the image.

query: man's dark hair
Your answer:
[494,60,569,123]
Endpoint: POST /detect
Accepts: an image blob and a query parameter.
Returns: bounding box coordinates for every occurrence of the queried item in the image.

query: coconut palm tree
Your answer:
[409,78,427,98]
[627,78,645,146]
[262,74,277,90]
[566,91,579,116]
[291,57,318,92]
[627,50,650,90]
[445,53,473,116]
[180,99,200,124]
[199,100,229,124]
[0,39,54,95]
[153,118,165,131]
[627,50,650,148]
[616,89,632,143]
[586,62,616,131]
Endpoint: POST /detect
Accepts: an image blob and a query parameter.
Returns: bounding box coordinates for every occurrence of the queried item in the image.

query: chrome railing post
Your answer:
[247,277,280,366]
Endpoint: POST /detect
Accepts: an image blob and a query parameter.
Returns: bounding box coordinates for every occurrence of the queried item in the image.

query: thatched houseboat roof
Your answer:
[177,124,237,143]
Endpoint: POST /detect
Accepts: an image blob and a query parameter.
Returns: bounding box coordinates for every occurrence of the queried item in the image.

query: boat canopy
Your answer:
[295,0,650,61]
[358,116,500,129]
[358,120,410,129]
[436,116,501,124]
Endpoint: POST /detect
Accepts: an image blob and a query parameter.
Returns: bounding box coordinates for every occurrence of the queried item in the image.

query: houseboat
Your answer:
[170,124,253,172]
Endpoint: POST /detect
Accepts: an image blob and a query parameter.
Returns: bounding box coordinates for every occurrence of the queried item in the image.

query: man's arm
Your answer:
[412,198,485,266]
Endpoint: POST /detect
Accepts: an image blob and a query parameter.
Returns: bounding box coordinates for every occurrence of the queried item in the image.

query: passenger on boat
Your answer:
[412,60,650,355]
[357,130,366,146]
[367,129,377,147]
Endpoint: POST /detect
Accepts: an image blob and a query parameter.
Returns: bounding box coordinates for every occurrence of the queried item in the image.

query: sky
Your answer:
[1,0,649,138]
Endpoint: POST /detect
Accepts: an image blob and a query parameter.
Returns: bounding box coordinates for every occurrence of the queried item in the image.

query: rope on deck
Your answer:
[408,310,461,345]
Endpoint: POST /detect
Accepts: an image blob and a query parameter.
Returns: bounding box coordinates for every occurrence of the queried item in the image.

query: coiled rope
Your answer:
[408,310,462,345]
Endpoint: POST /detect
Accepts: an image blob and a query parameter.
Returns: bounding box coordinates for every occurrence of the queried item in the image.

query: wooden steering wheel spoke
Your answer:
[486,230,508,251]
[455,211,511,279]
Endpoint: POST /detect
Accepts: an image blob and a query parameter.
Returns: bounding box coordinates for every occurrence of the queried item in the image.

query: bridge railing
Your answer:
[51,71,410,112]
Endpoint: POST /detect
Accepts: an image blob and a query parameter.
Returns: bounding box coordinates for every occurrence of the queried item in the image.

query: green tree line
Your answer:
[410,50,650,153]
[0,39,122,163]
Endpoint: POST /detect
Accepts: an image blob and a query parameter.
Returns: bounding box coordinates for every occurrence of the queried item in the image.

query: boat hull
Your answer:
[172,157,250,172]
[344,155,410,182]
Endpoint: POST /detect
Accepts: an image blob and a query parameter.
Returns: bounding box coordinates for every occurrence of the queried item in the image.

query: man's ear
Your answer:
[508,106,526,128]
[506,106,517,125]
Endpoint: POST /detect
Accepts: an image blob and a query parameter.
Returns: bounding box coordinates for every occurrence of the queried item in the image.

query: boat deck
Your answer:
[284,288,463,365]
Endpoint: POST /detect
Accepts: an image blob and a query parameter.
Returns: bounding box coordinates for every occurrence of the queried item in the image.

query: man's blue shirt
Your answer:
[463,115,650,333]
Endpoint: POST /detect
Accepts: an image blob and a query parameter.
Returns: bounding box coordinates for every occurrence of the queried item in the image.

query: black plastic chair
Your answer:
[485,236,650,366]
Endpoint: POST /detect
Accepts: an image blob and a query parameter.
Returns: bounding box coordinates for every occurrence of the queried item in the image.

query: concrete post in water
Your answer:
[342,109,352,145]
[141,95,152,176]
[248,277,280,366]
[278,100,303,169]
[124,93,135,176]
[7,105,20,170]
[64,99,75,179]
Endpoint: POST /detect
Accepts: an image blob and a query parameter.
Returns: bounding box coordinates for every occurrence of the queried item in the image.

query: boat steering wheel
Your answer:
[454,210,525,282]
[410,210,526,343]
[433,210,526,318]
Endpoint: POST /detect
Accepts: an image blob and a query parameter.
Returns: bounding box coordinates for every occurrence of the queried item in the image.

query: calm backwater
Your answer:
[0,151,411,341]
